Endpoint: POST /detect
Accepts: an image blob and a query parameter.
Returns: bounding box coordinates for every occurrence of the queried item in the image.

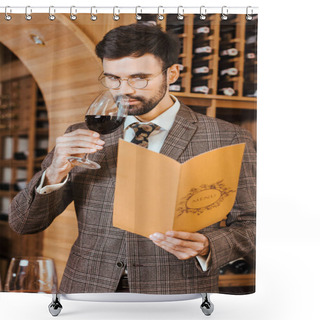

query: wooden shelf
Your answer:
[0,190,18,197]
[173,91,256,102]
[219,272,255,288]
[0,160,28,167]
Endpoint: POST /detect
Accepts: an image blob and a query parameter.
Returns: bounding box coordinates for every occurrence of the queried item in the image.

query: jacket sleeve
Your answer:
[9,131,74,235]
[196,127,256,274]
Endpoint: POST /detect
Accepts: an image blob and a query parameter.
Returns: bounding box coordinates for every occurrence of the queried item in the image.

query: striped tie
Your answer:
[129,122,160,148]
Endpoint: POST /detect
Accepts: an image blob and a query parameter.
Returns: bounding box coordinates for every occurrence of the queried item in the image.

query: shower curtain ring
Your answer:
[113,6,120,21]
[177,6,184,20]
[158,6,164,21]
[135,6,142,20]
[200,6,207,20]
[90,6,97,21]
[70,6,77,21]
[221,6,228,20]
[246,6,253,21]
[25,6,32,21]
[4,6,12,21]
[49,6,56,21]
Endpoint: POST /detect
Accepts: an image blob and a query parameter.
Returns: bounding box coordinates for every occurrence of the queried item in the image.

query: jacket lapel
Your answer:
[160,103,198,161]
[93,102,198,165]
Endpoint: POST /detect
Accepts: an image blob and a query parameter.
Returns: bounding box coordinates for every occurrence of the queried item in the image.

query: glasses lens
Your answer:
[128,78,148,89]
[100,76,120,89]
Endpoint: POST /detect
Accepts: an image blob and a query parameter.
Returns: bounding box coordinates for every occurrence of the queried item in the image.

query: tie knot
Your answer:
[129,122,160,148]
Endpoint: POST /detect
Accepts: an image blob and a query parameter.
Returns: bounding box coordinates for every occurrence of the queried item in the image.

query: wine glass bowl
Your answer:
[4,257,58,293]
[67,90,129,169]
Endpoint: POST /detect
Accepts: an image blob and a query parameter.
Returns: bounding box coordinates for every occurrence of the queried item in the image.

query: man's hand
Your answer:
[149,231,210,260]
[45,129,105,185]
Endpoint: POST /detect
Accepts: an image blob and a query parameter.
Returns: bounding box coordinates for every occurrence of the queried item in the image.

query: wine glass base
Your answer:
[67,157,101,169]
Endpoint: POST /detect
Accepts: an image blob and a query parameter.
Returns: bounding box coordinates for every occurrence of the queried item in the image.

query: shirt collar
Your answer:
[124,94,180,131]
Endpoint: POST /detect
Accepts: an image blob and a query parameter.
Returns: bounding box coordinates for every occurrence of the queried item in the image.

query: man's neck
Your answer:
[135,94,175,122]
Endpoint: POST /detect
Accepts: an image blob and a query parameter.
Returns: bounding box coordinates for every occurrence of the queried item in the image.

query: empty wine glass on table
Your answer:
[4,257,58,293]
[67,90,130,169]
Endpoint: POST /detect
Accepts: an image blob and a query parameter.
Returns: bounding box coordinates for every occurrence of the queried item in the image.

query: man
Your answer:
[9,23,256,294]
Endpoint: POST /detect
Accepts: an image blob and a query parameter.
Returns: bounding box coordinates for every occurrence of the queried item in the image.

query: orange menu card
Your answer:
[113,139,245,238]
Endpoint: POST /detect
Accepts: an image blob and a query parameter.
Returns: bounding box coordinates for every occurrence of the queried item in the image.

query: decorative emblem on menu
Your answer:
[176,180,235,216]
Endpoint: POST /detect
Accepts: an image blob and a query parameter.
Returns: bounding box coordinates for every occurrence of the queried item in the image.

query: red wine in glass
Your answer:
[85,115,125,134]
[67,91,129,169]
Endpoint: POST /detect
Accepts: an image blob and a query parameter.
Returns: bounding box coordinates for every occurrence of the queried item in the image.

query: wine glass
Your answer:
[4,257,58,293]
[67,90,130,169]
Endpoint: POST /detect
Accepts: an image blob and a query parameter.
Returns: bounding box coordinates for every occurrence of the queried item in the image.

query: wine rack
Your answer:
[0,43,48,283]
[163,13,257,145]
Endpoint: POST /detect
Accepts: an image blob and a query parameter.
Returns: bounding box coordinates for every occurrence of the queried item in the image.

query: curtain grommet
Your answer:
[113,6,120,21]
[25,6,32,21]
[90,6,97,21]
[221,6,228,20]
[70,6,77,21]
[246,6,253,21]
[177,6,184,20]
[135,6,142,20]
[200,6,207,20]
[49,6,56,21]
[158,6,164,21]
[4,6,12,21]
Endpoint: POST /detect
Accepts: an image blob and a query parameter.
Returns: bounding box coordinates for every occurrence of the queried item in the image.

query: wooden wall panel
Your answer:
[0,14,104,283]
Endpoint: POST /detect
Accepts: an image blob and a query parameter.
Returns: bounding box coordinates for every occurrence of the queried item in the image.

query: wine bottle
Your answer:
[193,66,212,74]
[169,84,182,92]
[220,25,236,41]
[194,26,211,34]
[246,52,256,59]
[220,47,238,57]
[191,85,210,94]
[14,151,29,160]
[0,182,10,191]
[219,258,251,275]
[194,45,213,56]
[230,259,251,274]
[191,79,211,94]
[220,67,238,77]
[243,82,257,97]
[169,79,183,92]
[218,87,236,96]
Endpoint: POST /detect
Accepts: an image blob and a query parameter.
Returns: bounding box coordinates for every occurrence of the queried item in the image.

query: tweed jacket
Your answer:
[9,102,256,294]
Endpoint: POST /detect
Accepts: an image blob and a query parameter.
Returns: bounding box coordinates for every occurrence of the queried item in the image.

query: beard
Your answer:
[115,76,167,116]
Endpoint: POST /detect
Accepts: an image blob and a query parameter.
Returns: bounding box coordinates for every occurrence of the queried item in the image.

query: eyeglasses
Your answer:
[98,68,168,89]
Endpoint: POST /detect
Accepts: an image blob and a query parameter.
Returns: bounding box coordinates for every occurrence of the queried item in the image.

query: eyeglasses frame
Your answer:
[98,67,168,89]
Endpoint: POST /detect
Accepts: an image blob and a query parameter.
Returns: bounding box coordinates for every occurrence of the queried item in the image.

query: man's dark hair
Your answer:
[95,23,181,70]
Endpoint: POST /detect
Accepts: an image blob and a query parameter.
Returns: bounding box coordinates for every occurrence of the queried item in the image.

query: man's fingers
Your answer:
[153,241,197,260]
[150,232,210,258]
[56,140,104,150]
[64,128,100,137]
[165,231,206,242]
[56,147,99,155]
[57,135,105,146]
[158,236,205,252]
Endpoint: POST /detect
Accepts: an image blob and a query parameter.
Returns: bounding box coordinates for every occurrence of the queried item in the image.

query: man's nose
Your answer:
[116,80,136,95]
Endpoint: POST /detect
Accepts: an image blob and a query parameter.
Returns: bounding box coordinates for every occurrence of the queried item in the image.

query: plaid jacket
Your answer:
[9,103,256,294]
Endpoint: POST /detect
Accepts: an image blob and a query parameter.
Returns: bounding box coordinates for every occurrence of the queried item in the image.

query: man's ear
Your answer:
[167,64,180,84]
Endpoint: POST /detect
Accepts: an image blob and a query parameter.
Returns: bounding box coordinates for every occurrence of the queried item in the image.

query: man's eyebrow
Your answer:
[103,72,153,78]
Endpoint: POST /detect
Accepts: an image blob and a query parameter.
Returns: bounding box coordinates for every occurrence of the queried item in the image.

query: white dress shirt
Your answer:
[36,94,211,271]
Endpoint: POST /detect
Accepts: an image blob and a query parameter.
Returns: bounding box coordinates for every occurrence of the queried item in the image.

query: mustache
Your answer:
[115,95,144,102]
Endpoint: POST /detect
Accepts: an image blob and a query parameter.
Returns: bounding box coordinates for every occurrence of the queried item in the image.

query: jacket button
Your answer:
[116,261,124,268]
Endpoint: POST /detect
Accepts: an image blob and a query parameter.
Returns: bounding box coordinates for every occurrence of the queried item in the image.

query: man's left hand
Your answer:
[149,231,210,260]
